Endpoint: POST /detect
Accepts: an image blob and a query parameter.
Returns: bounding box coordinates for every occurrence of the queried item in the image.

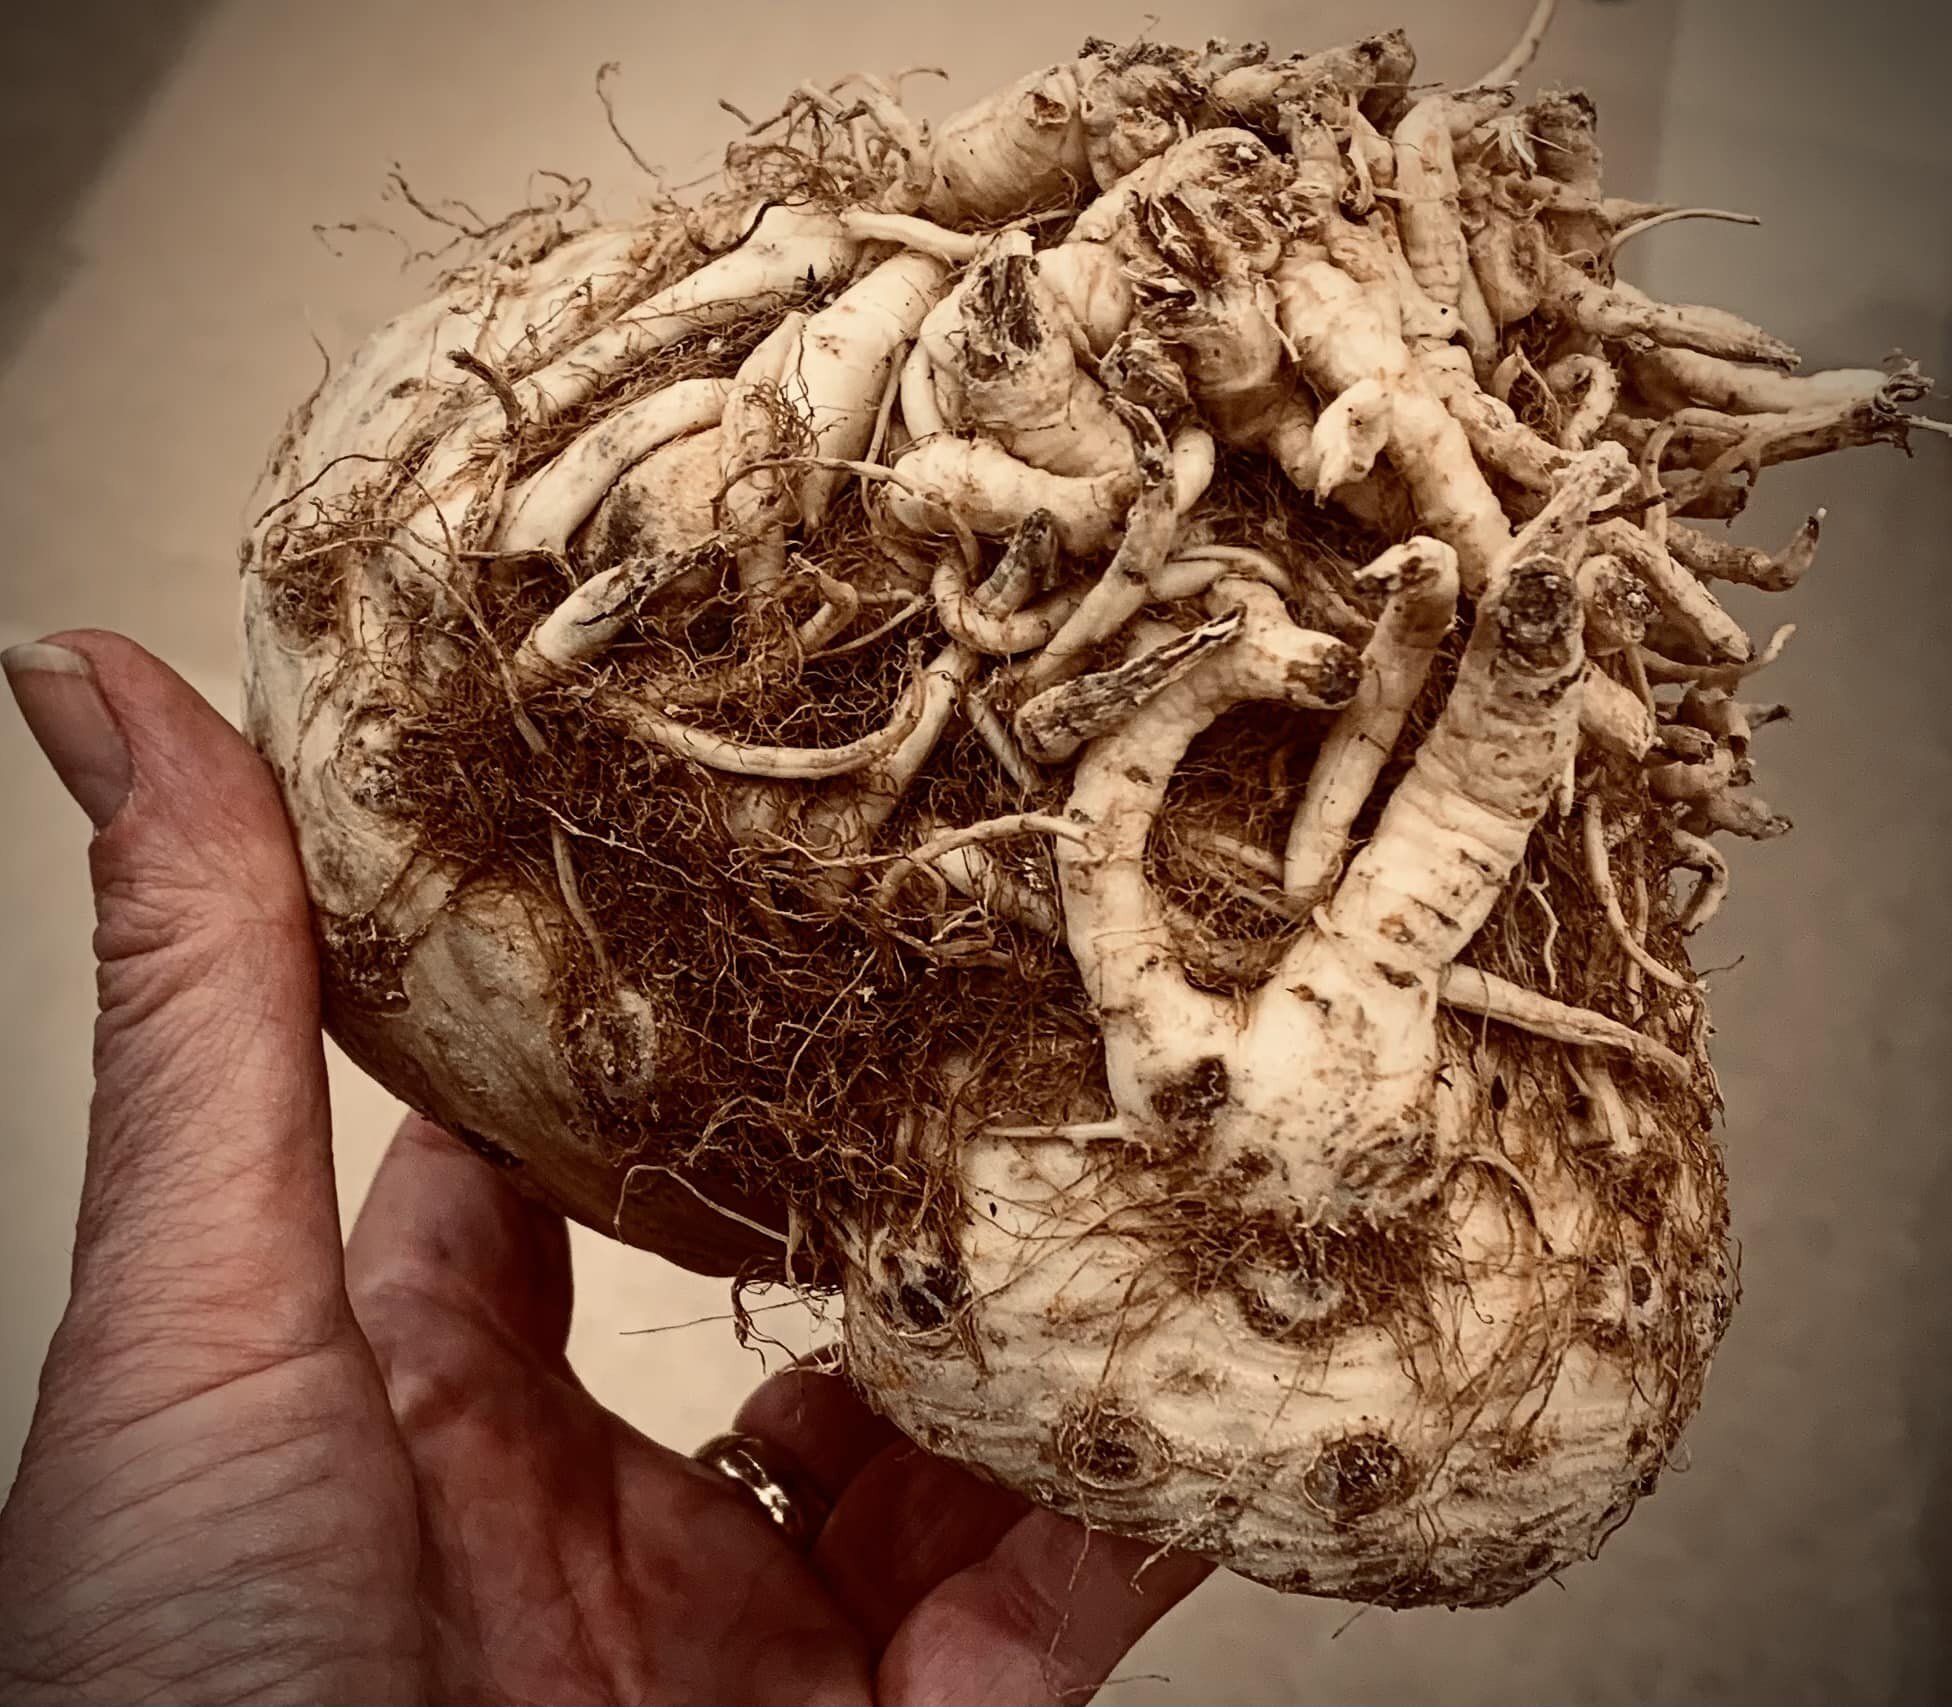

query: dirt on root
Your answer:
[255,158,1723,1331]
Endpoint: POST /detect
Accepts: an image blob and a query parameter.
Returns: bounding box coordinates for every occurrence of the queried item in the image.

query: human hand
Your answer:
[0,633,1208,1704]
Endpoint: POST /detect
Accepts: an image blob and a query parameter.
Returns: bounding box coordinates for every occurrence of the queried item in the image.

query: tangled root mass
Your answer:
[240,10,1938,1608]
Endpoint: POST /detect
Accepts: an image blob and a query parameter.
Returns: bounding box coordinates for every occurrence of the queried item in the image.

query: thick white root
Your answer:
[517,550,703,677]
[1284,538,1459,906]
[789,251,950,527]
[1392,98,1469,309]
[923,64,1093,222]
[887,435,1138,552]
[927,250,1135,478]
[527,204,862,425]
[1276,261,1512,592]
[930,512,1080,656]
[498,378,731,554]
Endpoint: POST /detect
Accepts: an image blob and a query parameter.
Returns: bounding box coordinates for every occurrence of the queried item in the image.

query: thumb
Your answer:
[5,632,350,1426]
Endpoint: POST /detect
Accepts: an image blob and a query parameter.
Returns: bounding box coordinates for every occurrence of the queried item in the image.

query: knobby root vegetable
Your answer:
[241,11,1942,1613]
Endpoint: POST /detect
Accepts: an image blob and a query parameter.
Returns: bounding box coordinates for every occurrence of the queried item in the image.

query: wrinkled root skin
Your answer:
[244,584,794,1273]
[844,1018,1733,1606]
[841,562,1734,1608]
[242,14,1930,1612]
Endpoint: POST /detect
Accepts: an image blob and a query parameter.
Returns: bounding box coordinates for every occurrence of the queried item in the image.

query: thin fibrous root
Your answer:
[1451,1145,1555,1253]
[1441,965,1691,1083]
[1583,799,1695,993]
[979,1119,1128,1142]
[550,821,614,980]
[764,645,977,875]
[614,1164,787,1248]
[908,819,1062,935]
[449,350,525,439]
[602,651,929,779]
[1471,0,1560,89]
[1599,204,1760,266]
[872,812,1092,916]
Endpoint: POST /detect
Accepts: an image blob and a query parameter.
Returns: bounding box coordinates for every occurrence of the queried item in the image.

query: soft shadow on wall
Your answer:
[0,0,216,362]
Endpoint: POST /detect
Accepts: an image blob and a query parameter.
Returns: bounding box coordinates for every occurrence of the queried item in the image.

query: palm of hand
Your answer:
[342,1120,1034,1706]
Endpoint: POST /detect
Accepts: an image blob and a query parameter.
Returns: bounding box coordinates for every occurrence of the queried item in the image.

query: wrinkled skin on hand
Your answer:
[0,633,1204,1705]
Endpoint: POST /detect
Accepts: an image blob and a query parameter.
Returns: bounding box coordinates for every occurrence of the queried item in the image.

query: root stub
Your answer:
[243,4,1929,1615]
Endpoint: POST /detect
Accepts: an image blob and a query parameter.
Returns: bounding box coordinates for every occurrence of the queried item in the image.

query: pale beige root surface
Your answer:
[239,196,820,1274]
[845,559,1727,1606]
[239,14,1938,1611]
[844,1020,1730,1606]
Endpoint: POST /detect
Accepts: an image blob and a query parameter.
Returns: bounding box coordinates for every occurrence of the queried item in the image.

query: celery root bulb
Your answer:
[240,12,1937,1608]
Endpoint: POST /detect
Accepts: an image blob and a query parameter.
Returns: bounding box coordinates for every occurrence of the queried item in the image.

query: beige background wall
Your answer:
[2,1,1946,1699]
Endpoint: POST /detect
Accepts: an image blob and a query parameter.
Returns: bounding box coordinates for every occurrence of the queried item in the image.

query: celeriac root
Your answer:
[243,6,1940,1618]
